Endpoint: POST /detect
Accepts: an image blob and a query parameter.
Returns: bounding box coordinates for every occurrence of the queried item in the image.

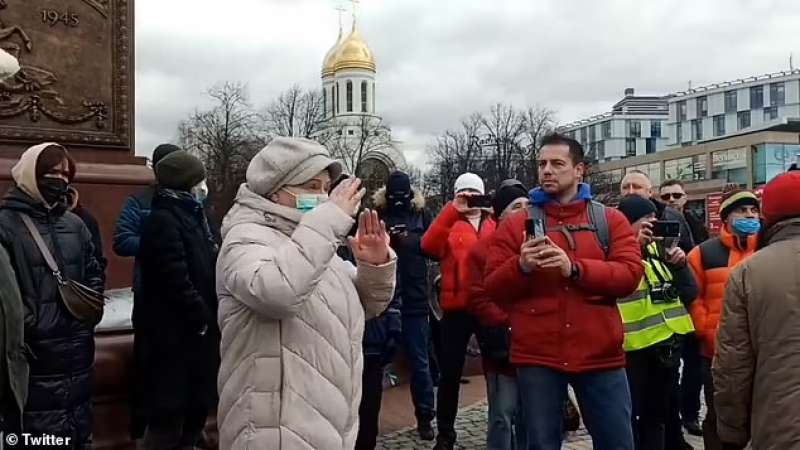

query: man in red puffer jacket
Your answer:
[485,133,643,450]
[421,172,496,450]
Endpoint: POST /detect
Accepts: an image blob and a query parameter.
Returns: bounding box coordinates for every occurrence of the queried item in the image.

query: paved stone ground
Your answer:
[376,401,705,450]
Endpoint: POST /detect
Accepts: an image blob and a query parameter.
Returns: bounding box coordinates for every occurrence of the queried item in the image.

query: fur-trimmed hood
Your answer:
[372,186,426,212]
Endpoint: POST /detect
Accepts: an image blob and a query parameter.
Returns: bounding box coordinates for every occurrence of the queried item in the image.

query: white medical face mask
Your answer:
[191,180,209,203]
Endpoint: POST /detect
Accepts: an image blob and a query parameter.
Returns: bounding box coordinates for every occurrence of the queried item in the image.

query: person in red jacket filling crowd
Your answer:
[484,133,643,450]
[466,179,530,450]
[421,172,496,450]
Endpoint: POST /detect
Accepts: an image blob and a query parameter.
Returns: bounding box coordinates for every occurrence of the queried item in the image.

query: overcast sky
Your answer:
[135,0,800,167]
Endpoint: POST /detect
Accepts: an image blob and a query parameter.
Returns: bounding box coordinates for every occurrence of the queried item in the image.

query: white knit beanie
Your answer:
[454,172,485,195]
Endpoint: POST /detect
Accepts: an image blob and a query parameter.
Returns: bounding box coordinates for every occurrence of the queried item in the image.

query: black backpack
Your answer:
[526,200,610,257]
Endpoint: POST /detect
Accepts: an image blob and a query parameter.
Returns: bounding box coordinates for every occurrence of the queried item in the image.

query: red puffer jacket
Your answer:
[421,203,496,312]
[484,195,642,373]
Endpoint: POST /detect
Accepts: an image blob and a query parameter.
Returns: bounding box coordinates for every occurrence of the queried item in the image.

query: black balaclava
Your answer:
[386,171,412,212]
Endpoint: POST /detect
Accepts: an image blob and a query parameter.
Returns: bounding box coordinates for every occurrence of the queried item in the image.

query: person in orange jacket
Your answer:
[686,189,760,450]
[421,172,496,450]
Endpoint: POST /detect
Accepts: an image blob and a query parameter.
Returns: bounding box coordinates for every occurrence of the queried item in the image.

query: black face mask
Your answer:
[38,178,69,206]
[388,192,412,210]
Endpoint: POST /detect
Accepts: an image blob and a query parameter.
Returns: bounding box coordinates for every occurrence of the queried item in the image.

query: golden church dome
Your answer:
[321,31,343,78]
[331,27,376,73]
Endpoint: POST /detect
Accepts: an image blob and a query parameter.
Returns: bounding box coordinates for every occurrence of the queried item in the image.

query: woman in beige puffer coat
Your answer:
[215,137,396,450]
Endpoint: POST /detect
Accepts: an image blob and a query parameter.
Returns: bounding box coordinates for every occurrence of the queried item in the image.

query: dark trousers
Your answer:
[626,347,677,450]
[401,314,435,422]
[436,310,477,441]
[702,358,722,450]
[680,333,703,423]
[429,313,442,386]
[356,355,385,450]
[517,367,634,450]
[143,407,208,450]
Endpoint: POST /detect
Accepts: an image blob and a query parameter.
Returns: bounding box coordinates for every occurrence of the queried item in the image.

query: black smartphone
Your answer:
[388,223,407,235]
[652,220,680,238]
[525,218,546,240]
[466,195,492,208]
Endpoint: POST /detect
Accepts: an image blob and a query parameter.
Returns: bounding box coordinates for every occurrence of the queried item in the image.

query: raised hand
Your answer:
[349,209,391,265]
[330,177,366,217]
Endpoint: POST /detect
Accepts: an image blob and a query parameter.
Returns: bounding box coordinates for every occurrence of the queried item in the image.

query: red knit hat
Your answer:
[762,171,800,228]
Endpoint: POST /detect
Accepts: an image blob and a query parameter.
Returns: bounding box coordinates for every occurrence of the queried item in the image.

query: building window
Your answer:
[627,120,641,138]
[750,85,764,109]
[361,81,368,112]
[629,162,661,186]
[602,121,612,139]
[676,123,683,144]
[713,115,725,137]
[692,119,703,141]
[651,120,661,138]
[323,88,327,115]
[645,138,656,154]
[712,148,748,187]
[737,111,751,130]
[677,101,687,121]
[625,138,636,157]
[725,90,738,113]
[770,82,785,106]
[753,143,800,186]
[348,129,355,135]
[764,106,779,121]
[335,83,340,114]
[579,127,587,144]
[372,83,375,112]
[346,81,353,112]
[665,155,706,181]
[697,96,708,118]
[589,124,597,142]
[597,140,605,160]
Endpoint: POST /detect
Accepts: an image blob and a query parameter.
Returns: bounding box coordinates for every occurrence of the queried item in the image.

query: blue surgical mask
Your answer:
[284,189,328,213]
[732,218,761,236]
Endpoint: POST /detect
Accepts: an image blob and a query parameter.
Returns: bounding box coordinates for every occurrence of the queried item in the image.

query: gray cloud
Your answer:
[135,0,800,166]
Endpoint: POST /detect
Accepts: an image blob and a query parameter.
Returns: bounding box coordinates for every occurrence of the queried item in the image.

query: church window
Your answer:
[361,81,368,112]
[346,81,353,112]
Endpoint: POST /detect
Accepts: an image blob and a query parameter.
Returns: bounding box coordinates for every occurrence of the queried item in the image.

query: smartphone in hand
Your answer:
[466,195,492,209]
[525,218,546,241]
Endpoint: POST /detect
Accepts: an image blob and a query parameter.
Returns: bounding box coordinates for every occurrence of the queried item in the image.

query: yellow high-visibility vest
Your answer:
[617,243,695,352]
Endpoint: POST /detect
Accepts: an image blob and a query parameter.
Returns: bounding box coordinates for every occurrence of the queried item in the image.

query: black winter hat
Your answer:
[617,195,657,224]
[492,180,528,218]
[155,151,206,191]
[387,171,411,195]
[152,143,181,166]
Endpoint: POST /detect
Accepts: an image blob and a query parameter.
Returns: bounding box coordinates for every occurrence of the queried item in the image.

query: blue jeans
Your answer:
[401,315,435,422]
[486,372,527,450]
[517,367,634,450]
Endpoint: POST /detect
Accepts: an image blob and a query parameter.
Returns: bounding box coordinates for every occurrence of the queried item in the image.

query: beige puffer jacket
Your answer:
[714,218,800,449]
[216,184,396,450]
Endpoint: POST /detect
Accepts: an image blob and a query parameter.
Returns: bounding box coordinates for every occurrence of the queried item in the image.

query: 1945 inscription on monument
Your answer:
[0,0,132,150]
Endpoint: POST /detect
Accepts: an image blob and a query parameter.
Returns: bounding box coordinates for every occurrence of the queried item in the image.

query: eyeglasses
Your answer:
[660,193,685,200]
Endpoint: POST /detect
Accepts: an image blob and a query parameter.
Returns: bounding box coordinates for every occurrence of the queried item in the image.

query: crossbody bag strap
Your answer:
[18,213,64,283]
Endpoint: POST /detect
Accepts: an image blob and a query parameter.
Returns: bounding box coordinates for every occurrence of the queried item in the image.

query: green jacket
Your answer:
[0,244,27,427]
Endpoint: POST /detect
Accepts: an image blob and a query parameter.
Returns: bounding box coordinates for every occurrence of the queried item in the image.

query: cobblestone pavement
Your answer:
[376,401,705,450]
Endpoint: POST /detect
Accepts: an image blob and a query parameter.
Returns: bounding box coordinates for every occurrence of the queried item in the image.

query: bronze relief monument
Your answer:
[0,0,146,289]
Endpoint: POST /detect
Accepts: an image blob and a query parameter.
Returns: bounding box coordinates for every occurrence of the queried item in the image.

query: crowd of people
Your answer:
[0,133,798,450]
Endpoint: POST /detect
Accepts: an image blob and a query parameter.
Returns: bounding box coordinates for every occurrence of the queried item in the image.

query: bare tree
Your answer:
[261,85,326,139]
[320,114,392,176]
[178,82,265,225]
[426,103,556,212]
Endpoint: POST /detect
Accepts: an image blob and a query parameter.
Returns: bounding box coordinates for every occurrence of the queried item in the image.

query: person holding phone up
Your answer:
[484,134,643,450]
[421,172,495,450]
[616,195,698,450]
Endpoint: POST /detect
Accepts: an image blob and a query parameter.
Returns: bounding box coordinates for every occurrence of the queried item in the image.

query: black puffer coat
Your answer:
[0,187,105,446]
[138,190,220,418]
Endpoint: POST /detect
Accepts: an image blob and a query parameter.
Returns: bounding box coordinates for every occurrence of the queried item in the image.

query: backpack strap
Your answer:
[587,200,610,257]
